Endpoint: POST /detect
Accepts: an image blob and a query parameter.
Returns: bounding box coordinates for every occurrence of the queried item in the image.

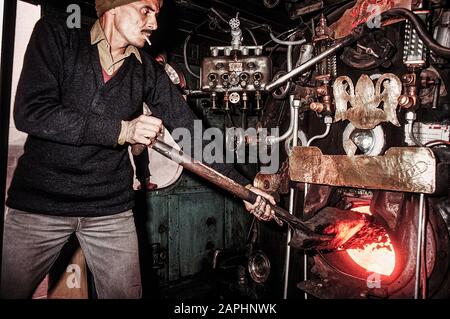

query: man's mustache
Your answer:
[141,29,153,35]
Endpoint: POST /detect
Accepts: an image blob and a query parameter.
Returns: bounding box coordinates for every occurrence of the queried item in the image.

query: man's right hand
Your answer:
[125,115,163,145]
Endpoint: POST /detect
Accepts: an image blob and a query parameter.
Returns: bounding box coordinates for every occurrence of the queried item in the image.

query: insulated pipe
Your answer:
[415,193,425,299]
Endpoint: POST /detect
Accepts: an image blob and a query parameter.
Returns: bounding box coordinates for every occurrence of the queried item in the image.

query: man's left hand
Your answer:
[243,185,276,222]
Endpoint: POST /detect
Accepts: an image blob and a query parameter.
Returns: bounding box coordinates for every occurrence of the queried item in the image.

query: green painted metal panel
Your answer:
[178,191,224,277]
[144,172,251,284]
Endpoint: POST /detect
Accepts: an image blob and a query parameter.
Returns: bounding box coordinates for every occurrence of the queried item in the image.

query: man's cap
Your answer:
[95,0,141,17]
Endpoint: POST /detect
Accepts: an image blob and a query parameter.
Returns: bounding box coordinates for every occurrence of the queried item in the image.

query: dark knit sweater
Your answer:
[7,17,248,217]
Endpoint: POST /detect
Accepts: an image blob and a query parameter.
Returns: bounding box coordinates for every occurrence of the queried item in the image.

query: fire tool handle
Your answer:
[151,139,316,235]
[131,143,146,156]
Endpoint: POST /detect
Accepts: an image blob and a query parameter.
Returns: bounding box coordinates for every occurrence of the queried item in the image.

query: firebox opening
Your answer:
[345,202,396,276]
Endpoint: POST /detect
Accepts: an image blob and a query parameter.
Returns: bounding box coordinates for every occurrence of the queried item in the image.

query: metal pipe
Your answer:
[183,89,210,97]
[432,79,440,109]
[283,43,296,300]
[184,34,200,79]
[415,193,425,299]
[306,117,332,147]
[283,184,296,299]
[266,104,295,145]
[406,111,424,147]
[182,18,210,81]
[266,43,296,145]
[283,106,298,299]
[303,247,308,299]
[265,35,357,92]
[210,7,229,25]
[263,28,302,47]
[421,202,427,299]
[269,32,306,46]
[304,118,333,196]
[301,116,332,298]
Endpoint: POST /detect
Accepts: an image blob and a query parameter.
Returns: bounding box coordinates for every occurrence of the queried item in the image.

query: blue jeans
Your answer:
[0,208,141,299]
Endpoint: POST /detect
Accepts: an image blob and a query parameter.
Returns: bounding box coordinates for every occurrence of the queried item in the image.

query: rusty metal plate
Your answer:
[289,147,436,194]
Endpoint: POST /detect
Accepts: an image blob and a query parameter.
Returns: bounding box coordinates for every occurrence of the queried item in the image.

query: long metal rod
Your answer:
[303,184,309,299]
[287,105,299,299]
[302,117,332,299]
[414,193,425,299]
[282,106,298,299]
[283,43,296,300]
[421,202,427,299]
[265,35,356,92]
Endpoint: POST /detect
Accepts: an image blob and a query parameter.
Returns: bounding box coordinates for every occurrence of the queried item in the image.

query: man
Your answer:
[1,0,275,299]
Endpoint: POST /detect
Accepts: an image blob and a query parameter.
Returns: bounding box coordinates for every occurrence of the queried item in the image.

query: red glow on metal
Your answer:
[346,205,396,276]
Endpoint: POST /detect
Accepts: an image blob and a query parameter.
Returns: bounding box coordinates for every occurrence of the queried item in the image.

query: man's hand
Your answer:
[244,185,277,222]
[126,115,163,145]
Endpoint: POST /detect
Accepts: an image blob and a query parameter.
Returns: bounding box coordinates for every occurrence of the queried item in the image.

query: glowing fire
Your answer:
[346,205,396,276]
